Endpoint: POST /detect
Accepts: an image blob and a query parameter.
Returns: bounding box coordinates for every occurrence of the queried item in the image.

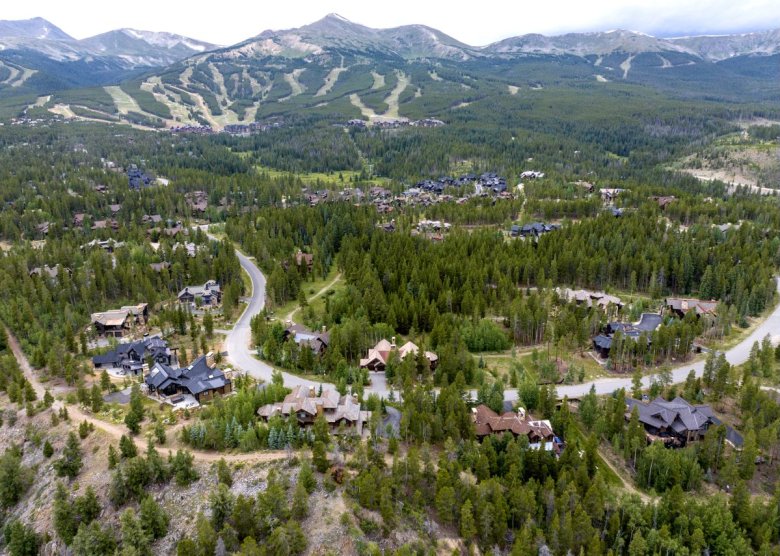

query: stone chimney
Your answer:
[517,407,526,420]
[206,352,215,368]
[391,336,396,349]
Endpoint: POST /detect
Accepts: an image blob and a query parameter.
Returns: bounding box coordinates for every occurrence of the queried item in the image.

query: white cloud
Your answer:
[2,0,779,46]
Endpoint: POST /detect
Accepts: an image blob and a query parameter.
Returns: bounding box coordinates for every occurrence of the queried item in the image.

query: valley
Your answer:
[0,9,778,556]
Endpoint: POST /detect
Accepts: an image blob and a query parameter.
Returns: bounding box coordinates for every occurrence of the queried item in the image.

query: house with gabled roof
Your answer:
[92,335,173,375]
[91,303,148,338]
[359,338,438,372]
[666,298,718,319]
[178,280,221,307]
[283,323,329,356]
[626,396,743,448]
[257,385,371,435]
[145,355,231,403]
[472,405,561,453]
[593,313,663,358]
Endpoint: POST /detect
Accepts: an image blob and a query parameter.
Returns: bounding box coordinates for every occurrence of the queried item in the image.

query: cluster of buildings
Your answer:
[345,118,445,129]
[257,385,371,435]
[410,172,508,195]
[591,297,718,358]
[359,338,438,372]
[171,120,283,136]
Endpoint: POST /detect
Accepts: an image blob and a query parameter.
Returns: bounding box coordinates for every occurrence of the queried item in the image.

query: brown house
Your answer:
[472,405,559,451]
[295,250,314,272]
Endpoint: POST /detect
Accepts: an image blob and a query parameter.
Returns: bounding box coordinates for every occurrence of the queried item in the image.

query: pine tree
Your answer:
[291,481,309,519]
[120,509,152,556]
[460,499,476,540]
[312,441,328,473]
[53,482,77,544]
[140,496,169,540]
[55,432,82,479]
[119,435,137,459]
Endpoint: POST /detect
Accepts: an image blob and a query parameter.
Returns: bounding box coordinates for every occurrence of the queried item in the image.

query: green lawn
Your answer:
[268,267,343,322]
[254,165,391,187]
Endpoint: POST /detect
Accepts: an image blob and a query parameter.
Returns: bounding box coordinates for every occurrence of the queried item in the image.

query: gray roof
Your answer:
[145,355,229,397]
[626,397,731,438]
[178,280,220,299]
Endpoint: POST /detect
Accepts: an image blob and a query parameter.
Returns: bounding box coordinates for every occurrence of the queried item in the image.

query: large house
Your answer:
[626,397,743,448]
[472,405,561,452]
[511,222,560,238]
[257,385,371,435]
[92,335,173,375]
[91,304,149,338]
[178,280,222,307]
[592,313,663,358]
[145,355,232,403]
[556,288,623,312]
[359,338,438,372]
[666,298,718,319]
[283,323,330,356]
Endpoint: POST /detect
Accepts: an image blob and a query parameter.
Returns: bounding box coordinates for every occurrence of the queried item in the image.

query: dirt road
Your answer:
[7,331,288,464]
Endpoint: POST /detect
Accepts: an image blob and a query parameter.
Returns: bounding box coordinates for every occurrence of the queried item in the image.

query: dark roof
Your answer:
[593,335,612,350]
[92,336,170,367]
[625,397,742,443]
[145,355,229,397]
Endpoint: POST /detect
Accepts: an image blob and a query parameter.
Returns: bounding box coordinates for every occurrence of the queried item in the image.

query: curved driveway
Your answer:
[222,232,780,401]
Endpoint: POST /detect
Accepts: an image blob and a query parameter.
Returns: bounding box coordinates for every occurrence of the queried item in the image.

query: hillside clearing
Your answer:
[370,70,385,89]
[383,70,409,118]
[282,68,306,99]
[316,65,347,96]
[103,85,140,115]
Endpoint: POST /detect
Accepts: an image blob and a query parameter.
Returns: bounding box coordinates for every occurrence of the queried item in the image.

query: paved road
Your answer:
[220,228,780,401]
[543,278,780,399]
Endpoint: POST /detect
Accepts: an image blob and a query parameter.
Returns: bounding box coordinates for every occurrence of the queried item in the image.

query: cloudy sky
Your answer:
[4,0,780,45]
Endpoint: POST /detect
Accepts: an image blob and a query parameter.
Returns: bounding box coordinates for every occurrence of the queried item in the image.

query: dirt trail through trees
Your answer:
[8,330,289,463]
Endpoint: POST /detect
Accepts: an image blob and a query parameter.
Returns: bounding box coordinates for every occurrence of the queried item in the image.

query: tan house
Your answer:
[556,288,623,312]
[359,338,438,372]
[257,385,371,435]
[666,298,718,318]
[91,303,148,337]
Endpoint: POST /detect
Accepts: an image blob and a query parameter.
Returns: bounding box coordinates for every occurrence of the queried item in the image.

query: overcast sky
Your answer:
[4,0,780,45]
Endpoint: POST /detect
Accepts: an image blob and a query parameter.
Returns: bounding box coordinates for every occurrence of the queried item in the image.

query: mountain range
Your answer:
[1,14,778,127]
[0,17,214,91]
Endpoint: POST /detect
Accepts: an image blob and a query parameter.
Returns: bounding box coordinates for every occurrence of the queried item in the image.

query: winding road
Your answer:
[222,229,780,401]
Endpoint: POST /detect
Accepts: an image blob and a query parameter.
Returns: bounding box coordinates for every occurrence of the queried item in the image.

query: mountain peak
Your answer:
[0,17,73,41]
[323,13,351,23]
